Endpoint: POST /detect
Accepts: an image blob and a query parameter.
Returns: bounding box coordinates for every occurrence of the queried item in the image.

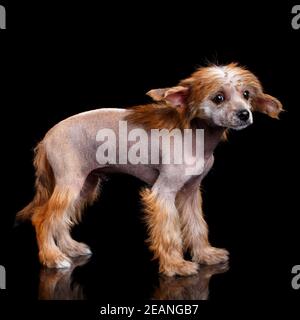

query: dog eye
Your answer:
[212,93,225,104]
[243,90,250,100]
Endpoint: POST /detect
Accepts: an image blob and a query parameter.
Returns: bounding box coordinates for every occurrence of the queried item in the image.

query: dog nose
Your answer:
[237,109,250,121]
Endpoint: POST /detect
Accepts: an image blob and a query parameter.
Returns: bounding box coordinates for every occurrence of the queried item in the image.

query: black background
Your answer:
[0,0,299,317]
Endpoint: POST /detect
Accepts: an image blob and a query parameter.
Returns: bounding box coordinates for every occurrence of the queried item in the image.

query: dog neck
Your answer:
[191,118,226,159]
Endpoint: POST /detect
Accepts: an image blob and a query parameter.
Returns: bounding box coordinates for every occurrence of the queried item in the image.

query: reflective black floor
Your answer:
[7,219,298,302]
[37,256,228,300]
[8,223,232,301]
[6,168,299,302]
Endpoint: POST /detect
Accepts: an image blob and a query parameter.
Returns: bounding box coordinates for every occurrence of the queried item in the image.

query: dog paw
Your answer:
[162,260,199,277]
[68,242,92,257]
[40,251,72,269]
[56,258,72,269]
[59,240,92,257]
[193,247,229,265]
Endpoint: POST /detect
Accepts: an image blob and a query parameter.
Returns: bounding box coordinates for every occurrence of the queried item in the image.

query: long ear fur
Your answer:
[252,93,283,119]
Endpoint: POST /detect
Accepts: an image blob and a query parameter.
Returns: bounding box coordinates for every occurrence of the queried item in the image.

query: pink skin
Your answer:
[44,109,224,189]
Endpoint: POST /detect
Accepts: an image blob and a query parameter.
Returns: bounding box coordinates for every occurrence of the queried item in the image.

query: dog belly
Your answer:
[98,164,159,186]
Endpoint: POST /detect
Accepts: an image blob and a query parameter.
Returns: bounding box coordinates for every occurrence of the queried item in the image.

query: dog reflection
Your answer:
[39,255,90,300]
[152,263,229,300]
[39,259,228,300]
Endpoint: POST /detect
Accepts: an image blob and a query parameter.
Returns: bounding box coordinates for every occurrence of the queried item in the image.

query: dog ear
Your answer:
[146,86,189,107]
[252,93,283,119]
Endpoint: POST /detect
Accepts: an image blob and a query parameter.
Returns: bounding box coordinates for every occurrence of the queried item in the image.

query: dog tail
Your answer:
[15,141,55,224]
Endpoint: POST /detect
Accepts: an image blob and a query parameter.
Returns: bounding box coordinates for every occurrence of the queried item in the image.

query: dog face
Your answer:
[190,65,258,129]
[147,63,283,130]
[196,77,254,130]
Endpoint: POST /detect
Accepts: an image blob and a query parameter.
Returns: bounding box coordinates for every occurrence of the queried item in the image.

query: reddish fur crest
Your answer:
[125,102,190,130]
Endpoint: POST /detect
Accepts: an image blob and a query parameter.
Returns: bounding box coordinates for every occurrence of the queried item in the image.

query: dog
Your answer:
[17,63,283,276]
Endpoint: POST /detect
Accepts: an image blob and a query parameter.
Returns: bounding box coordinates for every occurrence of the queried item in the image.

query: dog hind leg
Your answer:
[32,185,82,268]
[56,174,101,258]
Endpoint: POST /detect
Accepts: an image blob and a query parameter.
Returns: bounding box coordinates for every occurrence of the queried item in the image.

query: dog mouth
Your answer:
[224,116,253,130]
[223,120,252,130]
[230,123,251,130]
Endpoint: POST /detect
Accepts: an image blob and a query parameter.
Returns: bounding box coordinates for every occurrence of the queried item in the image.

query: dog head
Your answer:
[147,63,283,130]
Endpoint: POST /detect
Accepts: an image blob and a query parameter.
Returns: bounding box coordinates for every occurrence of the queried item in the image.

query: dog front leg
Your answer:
[140,182,198,277]
[176,187,229,265]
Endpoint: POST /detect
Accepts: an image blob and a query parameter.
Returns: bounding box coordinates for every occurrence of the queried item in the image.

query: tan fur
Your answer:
[176,188,209,251]
[31,187,75,268]
[31,183,95,267]
[176,187,229,265]
[140,188,198,276]
[16,142,55,221]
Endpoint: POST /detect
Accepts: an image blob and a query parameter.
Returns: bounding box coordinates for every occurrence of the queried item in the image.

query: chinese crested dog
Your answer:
[17,63,282,276]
